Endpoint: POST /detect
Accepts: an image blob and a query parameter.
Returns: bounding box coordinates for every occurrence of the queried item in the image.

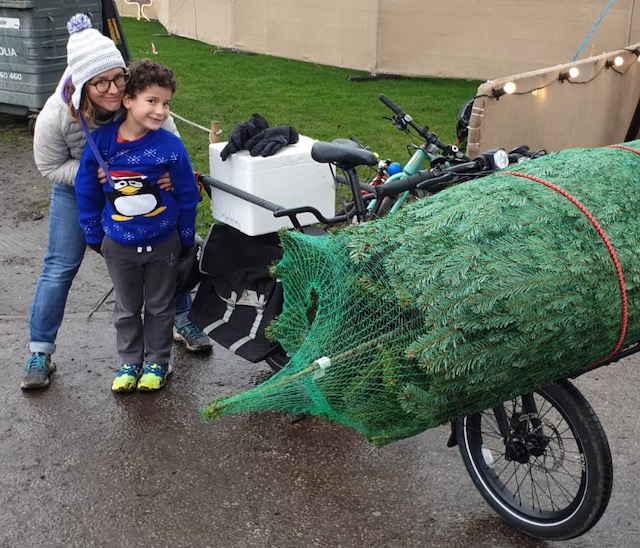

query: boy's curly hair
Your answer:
[125,59,177,96]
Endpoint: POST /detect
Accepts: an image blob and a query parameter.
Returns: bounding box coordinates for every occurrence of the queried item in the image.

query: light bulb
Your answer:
[606,55,624,68]
[492,81,517,98]
[559,67,580,81]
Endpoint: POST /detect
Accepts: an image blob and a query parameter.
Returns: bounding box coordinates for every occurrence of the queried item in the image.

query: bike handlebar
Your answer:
[379,94,448,151]
[378,93,406,117]
[373,159,484,199]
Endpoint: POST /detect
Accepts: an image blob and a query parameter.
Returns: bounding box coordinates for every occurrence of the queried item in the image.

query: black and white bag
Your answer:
[188,224,283,363]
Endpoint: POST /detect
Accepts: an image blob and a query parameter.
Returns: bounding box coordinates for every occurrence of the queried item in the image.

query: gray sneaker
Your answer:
[21,352,56,390]
[173,322,212,353]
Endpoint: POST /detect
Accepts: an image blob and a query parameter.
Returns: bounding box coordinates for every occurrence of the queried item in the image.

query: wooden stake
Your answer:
[210,121,222,143]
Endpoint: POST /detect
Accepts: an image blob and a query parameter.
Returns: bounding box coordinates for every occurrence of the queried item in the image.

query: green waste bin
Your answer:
[0,0,129,118]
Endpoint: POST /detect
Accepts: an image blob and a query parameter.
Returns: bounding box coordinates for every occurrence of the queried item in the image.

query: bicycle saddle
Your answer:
[311,140,377,168]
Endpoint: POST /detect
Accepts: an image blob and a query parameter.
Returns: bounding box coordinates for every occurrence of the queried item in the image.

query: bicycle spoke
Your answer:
[472,393,588,515]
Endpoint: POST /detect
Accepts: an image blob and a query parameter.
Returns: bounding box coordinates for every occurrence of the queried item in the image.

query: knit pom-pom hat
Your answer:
[66,13,126,109]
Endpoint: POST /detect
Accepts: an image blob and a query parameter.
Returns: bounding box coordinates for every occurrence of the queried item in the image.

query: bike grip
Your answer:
[374,171,432,198]
[434,138,448,151]
[379,94,404,116]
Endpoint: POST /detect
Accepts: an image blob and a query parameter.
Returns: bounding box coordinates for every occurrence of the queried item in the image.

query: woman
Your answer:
[22,13,210,390]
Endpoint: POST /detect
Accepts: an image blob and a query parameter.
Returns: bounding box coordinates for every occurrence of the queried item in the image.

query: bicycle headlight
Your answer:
[480,148,509,170]
[492,149,509,170]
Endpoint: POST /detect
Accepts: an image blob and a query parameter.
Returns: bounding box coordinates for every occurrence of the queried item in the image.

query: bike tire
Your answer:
[456,379,613,540]
[376,196,396,217]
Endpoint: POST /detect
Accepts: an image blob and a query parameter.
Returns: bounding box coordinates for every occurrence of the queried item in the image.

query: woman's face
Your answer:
[85,67,128,116]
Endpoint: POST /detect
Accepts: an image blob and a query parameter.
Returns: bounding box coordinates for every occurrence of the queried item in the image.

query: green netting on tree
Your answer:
[202,141,640,446]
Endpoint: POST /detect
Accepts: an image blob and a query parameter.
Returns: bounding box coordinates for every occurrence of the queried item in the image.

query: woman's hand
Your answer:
[158,172,173,191]
[97,168,173,191]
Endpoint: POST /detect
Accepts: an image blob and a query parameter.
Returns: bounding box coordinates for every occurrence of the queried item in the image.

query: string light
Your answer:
[492,81,516,98]
[559,67,580,81]
[605,55,624,68]
[479,47,640,100]
[625,47,640,60]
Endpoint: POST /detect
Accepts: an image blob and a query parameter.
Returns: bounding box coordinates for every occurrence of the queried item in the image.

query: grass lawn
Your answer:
[120,18,481,170]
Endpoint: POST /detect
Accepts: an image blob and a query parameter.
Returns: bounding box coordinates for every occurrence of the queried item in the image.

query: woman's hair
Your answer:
[67,78,98,124]
[126,59,178,97]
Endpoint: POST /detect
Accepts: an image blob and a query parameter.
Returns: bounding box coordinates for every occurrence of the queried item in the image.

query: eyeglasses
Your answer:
[87,72,129,93]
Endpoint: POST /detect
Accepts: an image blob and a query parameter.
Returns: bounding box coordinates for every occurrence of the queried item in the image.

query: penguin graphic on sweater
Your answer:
[107,170,167,221]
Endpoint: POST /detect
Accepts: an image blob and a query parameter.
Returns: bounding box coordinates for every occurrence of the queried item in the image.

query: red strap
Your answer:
[606,144,640,155]
[500,170,628,365]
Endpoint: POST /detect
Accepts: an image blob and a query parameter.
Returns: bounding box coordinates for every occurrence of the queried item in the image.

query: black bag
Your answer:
[188,224,283,363]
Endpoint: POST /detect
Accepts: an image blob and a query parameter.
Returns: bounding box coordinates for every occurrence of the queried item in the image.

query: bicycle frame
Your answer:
[366,94,469,214]
[370,145,436,214]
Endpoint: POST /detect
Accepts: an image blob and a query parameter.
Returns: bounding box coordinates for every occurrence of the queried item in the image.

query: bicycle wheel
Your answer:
[456,379,613,540]
[375,196,396,218]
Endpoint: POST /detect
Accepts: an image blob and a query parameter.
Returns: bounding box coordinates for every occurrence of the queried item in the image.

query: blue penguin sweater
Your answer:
[75,120,199,248]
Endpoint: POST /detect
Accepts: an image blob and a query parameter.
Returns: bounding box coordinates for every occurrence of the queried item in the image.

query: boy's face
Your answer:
[122,85,172,133]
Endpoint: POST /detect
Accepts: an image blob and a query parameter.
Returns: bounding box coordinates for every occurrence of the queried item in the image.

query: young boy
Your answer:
[75,59,199,392]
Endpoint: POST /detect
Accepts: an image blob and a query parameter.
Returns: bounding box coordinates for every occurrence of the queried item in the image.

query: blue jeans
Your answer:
[174,291,193,328]
[29,183,195,355]
[29,183,86,354]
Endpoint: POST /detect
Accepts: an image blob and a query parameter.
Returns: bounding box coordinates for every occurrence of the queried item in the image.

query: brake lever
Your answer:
[387,114,409,133]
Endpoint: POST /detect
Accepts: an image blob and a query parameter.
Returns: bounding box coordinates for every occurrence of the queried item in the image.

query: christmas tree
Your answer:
[203,141,640,446]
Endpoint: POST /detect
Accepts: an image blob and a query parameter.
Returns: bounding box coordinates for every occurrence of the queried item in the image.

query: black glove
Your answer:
[179,245,193,259]
[88,242,102,256]
[219,114,269,161]
[245,126,299,157]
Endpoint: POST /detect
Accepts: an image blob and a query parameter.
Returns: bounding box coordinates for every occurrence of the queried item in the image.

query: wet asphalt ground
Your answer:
[1,168,639,547]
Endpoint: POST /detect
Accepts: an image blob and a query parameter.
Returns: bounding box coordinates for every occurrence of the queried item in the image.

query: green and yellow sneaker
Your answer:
[137,362,172,391]
[111,363,142,393]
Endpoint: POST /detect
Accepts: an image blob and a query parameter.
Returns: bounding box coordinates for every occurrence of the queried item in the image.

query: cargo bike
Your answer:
[185,97,639,541]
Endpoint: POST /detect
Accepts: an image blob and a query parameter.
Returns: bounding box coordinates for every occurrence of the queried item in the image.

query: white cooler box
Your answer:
[208,135,336,236]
